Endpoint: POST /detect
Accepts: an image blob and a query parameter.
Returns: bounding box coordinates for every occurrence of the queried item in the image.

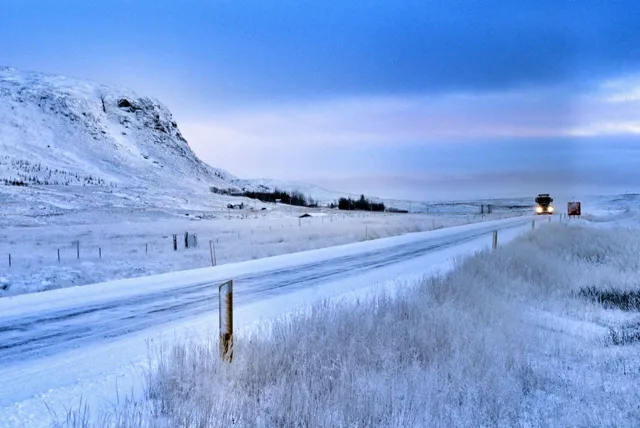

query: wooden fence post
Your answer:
[492,231,498,250]
[219,280,234,362]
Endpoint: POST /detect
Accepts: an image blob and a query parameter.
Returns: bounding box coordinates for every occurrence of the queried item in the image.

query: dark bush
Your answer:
[338,195,385,212]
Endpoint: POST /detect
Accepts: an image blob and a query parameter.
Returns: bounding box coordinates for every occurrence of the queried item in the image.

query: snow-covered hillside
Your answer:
[0,66,239,192]
[0,66,412,216]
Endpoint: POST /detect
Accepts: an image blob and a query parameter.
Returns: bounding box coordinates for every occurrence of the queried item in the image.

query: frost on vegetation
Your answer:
[57,224,640,427]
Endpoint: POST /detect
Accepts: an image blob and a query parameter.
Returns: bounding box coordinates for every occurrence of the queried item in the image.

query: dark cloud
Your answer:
[2,0,640,104]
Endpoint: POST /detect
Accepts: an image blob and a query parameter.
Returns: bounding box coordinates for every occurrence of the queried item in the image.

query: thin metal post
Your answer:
[210,240,217,267]
[492,231,498,250]
[77,241,80,259]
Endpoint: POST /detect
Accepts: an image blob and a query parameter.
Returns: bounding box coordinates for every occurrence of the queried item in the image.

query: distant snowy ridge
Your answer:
[0,66,241,192]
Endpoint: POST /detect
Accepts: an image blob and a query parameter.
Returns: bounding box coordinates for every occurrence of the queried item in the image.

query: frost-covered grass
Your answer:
[54,222,640,427]
[0,209,520,296]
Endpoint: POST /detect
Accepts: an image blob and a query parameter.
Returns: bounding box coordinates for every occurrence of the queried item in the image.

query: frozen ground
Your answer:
[52,199,640,428]
[0,194,637,427]
[0,194,527,297]
[2,191,636,297]
[0,216,534,428]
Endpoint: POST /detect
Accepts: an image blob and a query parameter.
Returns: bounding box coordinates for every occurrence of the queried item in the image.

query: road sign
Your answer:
[567,201,581,216]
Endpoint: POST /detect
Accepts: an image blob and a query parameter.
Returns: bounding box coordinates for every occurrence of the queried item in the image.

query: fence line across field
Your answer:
[1,211,526,268]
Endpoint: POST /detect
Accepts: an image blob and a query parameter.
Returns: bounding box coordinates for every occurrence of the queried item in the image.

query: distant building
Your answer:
[299,212,328,218]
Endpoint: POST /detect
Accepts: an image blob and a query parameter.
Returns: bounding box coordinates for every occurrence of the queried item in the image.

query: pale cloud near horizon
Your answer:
[176,76,640,200]
[182,77,640,154]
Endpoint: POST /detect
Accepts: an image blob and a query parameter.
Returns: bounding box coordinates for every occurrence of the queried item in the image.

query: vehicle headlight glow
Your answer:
[536,206,543,213]
[548,206,554,212]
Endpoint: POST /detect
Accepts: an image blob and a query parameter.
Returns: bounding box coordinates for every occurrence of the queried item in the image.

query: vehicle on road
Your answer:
[535,193,554,214]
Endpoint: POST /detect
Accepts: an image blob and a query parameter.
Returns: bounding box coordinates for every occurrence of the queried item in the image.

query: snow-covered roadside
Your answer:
[0,209,522,297]
[0,217,533,428]
[50,211,640,427]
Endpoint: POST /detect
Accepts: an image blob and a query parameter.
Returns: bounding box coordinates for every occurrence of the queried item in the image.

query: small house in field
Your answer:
[299,212,328,218]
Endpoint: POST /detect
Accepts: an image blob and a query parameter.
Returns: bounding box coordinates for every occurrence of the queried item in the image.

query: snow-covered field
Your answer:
[0,215,535,428]
[0,198,527,297]
[3,191,635,297]
[51,200,640,428]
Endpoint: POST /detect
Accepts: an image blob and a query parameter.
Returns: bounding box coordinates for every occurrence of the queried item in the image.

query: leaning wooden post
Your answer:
[219,280,234,362]
[492,230,498,250]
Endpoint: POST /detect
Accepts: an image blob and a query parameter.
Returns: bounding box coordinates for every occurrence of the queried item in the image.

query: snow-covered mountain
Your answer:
[1,66,517,217]
[0,66,240,192]
[232,178,353,202]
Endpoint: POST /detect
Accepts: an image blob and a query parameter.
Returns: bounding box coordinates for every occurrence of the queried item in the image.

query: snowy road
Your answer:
[0,216,534,427]
[0,217,529,366]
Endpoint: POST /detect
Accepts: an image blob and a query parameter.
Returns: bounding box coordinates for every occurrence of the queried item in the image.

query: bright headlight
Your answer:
[536,206,543,213]
[548,206,554,212]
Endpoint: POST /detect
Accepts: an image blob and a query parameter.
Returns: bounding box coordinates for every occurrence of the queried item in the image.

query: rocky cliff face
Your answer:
[0,66,238,191]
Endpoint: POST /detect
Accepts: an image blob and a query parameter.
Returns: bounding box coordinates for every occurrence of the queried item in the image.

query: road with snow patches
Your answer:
[0,215,538,427]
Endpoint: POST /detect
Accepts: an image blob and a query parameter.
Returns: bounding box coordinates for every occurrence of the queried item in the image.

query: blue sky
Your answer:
[2,0,640,200]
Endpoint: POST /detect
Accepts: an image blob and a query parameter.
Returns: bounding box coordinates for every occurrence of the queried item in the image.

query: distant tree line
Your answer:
[212,185,394,213]
[3,179,28,186]
[242,188,318,207]
[209,186,234,195]
[336,195,385,212]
